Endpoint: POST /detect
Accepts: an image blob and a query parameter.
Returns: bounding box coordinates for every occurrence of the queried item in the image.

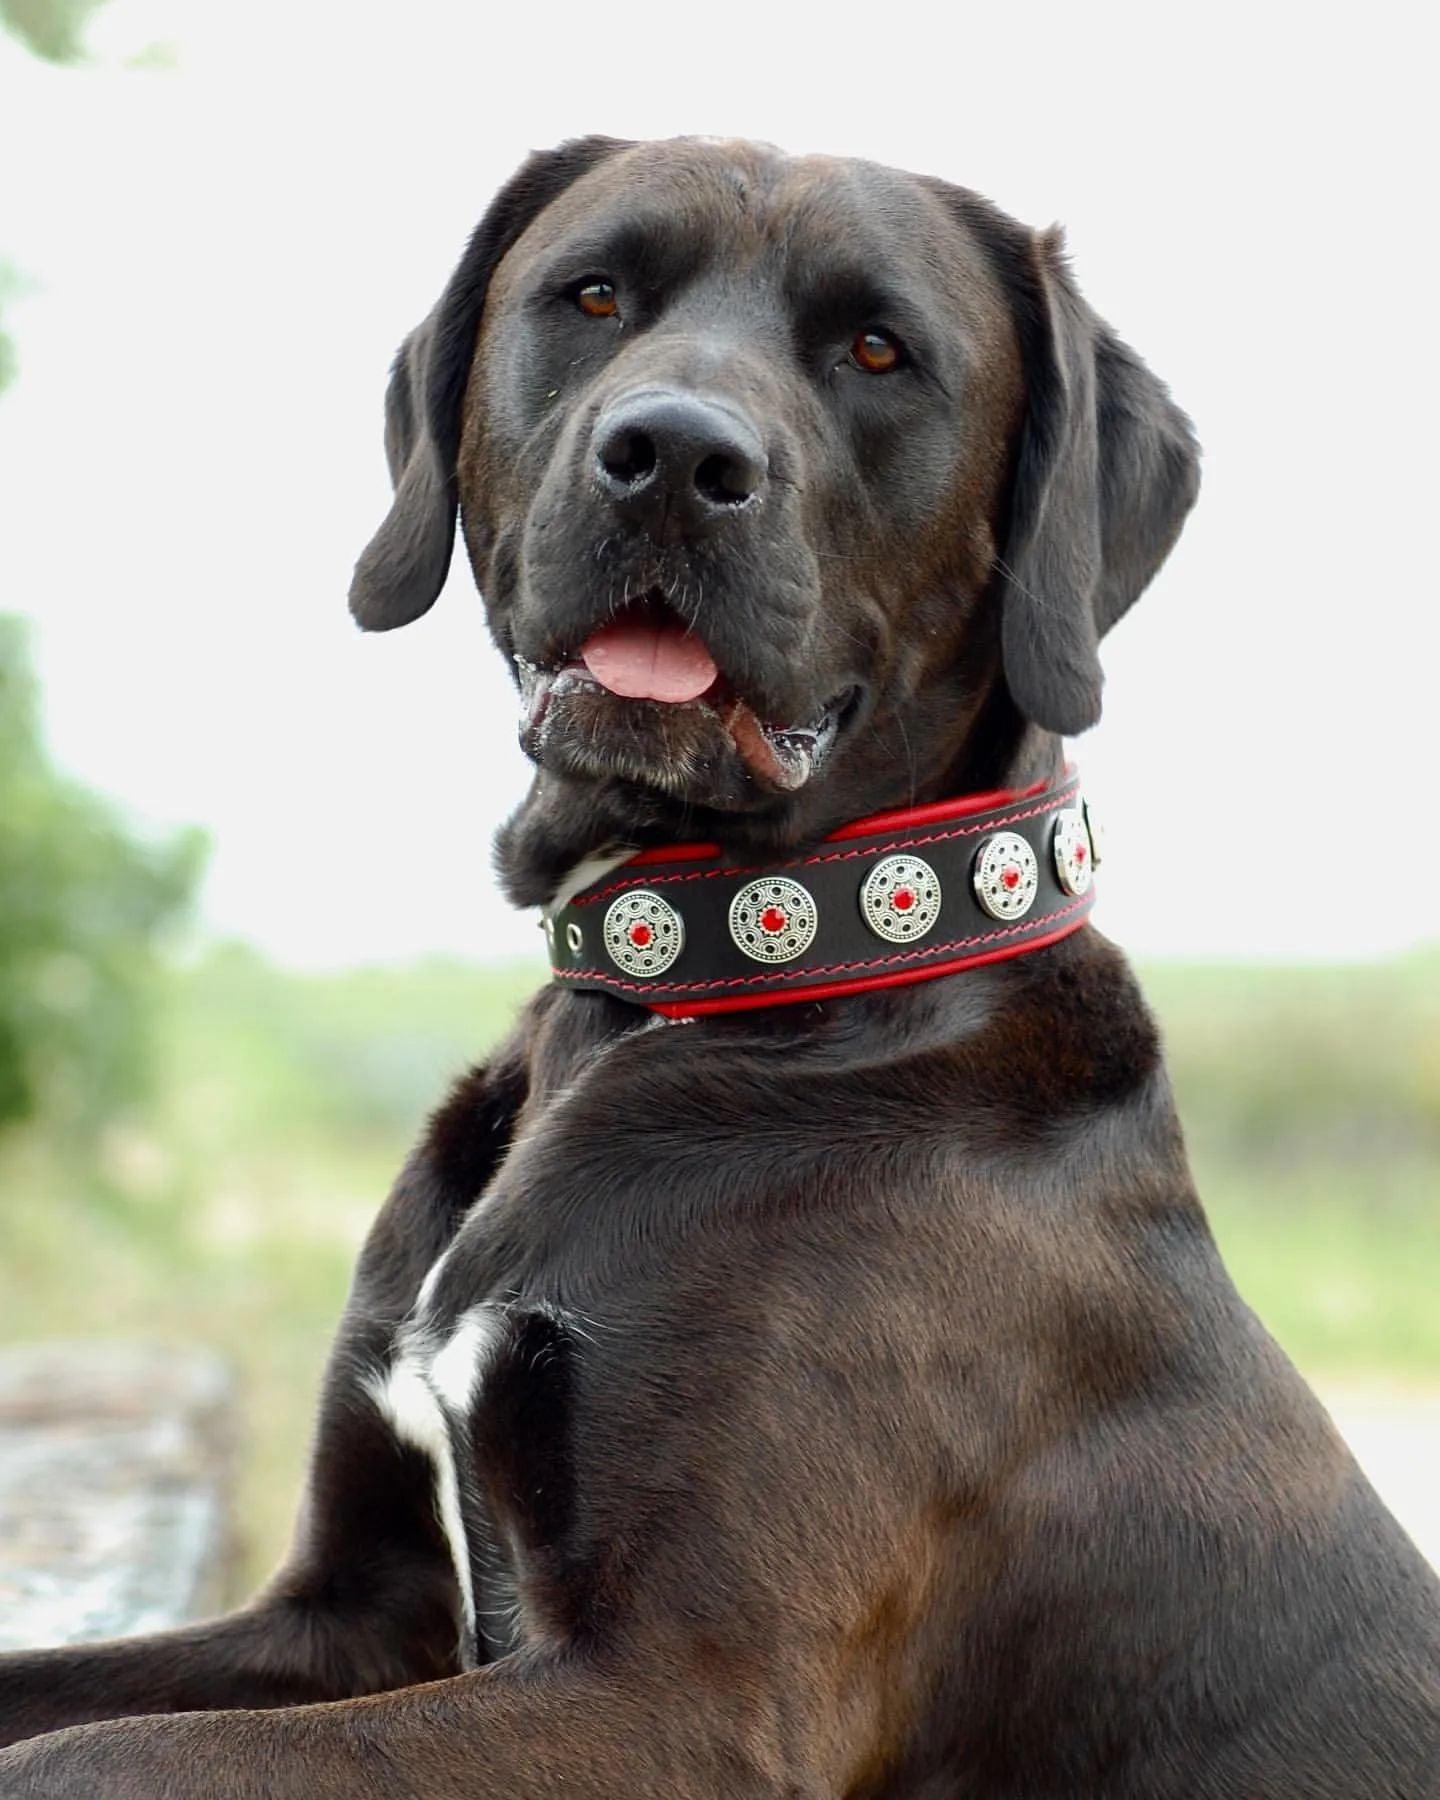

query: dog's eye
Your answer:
[849,329,902,374]
[575,280,619,320]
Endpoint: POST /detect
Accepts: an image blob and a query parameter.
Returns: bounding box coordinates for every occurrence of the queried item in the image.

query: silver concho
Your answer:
[972,832,1039,921]
[602,889,684,978]
[859,853,943,943]
[1051,807,1094,897]
[728,875,818,963]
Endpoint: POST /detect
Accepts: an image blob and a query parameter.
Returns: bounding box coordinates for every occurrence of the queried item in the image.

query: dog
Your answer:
[1,134,1436,1798]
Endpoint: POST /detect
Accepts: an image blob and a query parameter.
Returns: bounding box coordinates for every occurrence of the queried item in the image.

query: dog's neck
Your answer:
[938,714,1064,806]
[498,686,1065,913]
[537,750,1093,1020]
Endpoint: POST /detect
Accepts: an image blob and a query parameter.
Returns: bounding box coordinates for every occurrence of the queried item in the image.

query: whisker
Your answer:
[991,555,1055,614]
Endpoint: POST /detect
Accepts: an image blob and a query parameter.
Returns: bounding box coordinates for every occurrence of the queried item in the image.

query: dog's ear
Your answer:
[993,227,1200,734]
[348,321,453,631]
[349,135,632,631]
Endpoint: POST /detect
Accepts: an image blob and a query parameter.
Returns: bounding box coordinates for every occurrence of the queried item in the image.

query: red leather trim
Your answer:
[820,773,1053,842]
[628,840,722,867]
[571,782,1078,911]
[649,915,1091,1018]
[622,770,1065,868]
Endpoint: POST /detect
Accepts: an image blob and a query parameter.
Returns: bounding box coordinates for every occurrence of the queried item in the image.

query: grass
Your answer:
[0,941,1436,1590]
[1144,951,1440,1376]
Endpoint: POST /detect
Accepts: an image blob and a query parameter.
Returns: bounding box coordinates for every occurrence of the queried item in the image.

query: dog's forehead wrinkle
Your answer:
[622,133,791,198]
[535,147,940,303]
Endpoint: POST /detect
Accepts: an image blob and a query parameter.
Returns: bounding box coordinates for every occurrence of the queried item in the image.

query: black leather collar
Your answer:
[545,773,1099,1017]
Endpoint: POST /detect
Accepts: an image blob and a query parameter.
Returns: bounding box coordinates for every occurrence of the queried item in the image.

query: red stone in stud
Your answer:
[1001,865,1021,891]
[1075,844,1087,863]
[628,921,653,948]
[891,886,916,912]
[759,904,789,935]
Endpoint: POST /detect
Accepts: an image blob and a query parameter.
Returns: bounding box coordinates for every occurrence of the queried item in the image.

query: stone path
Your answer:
[0,1343,235,1651]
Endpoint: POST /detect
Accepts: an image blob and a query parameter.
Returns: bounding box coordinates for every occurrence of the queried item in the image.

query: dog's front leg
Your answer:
[0,1654,808,1799]
[0,1029,539,1747]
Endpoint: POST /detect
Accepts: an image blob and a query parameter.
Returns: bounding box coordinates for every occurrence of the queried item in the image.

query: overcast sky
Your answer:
[1,0,1434,967]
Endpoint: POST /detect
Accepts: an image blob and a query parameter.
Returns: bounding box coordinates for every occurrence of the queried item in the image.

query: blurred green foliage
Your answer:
[0,265,23,393]
[1148,954,1440,1371]
[0,0,107,65]
[0,616,205,1138]
[1147,958,1440,1167]
[1,0,118,392]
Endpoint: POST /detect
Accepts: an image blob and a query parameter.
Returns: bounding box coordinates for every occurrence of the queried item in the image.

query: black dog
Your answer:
[1,135,1436,1798]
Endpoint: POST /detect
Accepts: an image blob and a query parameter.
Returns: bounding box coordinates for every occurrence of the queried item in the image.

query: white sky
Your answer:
[1,0,1435,967]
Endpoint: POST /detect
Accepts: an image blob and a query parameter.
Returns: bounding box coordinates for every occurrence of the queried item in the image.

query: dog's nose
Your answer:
[593,390,766,532]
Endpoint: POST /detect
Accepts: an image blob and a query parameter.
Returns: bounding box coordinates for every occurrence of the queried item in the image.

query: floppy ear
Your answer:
[347,320,453,631]
[349,135,632,631]
[995,229,1200,734]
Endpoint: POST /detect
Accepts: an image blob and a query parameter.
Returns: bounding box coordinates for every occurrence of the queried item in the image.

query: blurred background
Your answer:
[1,0,1436,1589]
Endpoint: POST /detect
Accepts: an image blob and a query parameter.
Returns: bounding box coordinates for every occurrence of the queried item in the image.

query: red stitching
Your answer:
[551,895,1092,995]
[569,781,1079,908]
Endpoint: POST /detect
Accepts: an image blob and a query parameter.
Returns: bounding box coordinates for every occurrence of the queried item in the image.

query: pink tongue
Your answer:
[579,614,718,703]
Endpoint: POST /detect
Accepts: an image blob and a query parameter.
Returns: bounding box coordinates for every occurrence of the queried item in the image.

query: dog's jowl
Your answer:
[1,137,1436,1799]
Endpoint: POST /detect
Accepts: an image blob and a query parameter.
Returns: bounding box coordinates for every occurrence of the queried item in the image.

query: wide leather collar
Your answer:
[545,771,1099,1018]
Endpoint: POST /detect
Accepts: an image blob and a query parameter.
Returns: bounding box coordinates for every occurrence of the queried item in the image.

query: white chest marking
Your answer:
[365,1305,502,1652]
[543,845,634,916]
[430,1307,500,1414]
[413,1245,452,1317]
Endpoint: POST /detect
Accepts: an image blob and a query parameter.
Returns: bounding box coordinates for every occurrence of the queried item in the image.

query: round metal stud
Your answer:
[859,853,943,943]
[543,916,558,956]
[602,890,684,978]
[972,832,1039,921]
[565,921,584,957]
[1051,808,1094,897]
[728,875,818,964]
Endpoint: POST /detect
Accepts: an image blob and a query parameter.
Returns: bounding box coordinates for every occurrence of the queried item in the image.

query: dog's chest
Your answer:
[363,1299,511,1665]
[359,1017,713,1666]
[361,1091,609,1668]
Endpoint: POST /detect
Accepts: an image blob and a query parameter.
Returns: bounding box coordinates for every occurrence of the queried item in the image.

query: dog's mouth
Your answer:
[515,595,851,798]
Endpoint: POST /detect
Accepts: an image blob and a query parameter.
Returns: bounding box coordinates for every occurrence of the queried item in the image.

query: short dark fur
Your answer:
[1,136,1435,1798]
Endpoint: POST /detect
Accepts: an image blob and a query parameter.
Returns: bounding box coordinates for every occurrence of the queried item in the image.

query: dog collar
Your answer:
[544,772,1100,1018]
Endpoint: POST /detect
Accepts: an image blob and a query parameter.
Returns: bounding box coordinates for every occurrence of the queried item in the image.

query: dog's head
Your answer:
[351,137,1198,891]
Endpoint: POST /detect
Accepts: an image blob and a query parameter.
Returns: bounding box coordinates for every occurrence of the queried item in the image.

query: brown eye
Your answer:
[849,328,901,374]
[576,280,618,319]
